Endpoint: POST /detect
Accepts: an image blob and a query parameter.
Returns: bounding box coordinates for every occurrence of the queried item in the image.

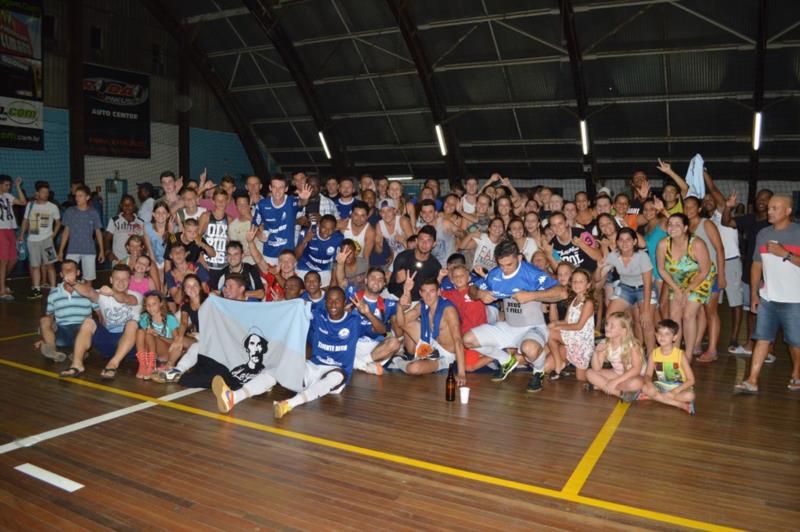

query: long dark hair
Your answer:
[182,273,208,307]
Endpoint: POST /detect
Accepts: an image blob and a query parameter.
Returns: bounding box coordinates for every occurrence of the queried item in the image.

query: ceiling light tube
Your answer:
[387,175,413,181]
[752,111,762,151]
[435,124,447,157]
[318,131,331,159]
[580,119,589,156]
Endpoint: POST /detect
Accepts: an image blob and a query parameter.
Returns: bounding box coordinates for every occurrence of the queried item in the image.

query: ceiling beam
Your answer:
[242,0,350,177]
[561,0,599,193]
[387,0,464,186]
[138,0,269,178]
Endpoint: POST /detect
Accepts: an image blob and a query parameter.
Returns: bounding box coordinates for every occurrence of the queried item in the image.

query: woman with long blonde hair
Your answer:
[586,311,644,401]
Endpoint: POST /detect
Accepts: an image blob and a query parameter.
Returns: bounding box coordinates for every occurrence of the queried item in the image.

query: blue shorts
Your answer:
[711,277,721,294]
[611,283,658,307]
[753,299,800,347]
[54,323,81,348]
[92,320,137,359]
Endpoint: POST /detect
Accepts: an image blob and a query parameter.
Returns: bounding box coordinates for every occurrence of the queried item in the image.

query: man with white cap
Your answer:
[374,198,413,268]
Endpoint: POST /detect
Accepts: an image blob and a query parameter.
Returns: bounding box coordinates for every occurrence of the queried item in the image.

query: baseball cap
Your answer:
[378,198,396,210]
[597,186,612,197]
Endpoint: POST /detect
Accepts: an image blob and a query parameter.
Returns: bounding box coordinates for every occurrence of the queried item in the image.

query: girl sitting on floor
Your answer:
[586,311,644,402]
[545,268,595,381]
[135,290,180,380]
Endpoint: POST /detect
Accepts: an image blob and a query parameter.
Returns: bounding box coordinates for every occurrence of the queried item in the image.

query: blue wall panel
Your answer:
[189,127,255,185]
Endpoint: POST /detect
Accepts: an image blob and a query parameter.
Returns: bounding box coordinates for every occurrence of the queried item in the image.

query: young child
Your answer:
[546,268,595,381]
[134,291,180,380]
[143,201,171,286]
[641,319,696,415]
[586,311,644,402]
[122,235,160,291]
[153,274,203,383]
[546,261,574,324]
[59,184,104,285]
[129,255,157,296]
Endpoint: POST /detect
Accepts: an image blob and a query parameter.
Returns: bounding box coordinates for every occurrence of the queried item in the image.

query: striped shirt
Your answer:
[46,284,96,326]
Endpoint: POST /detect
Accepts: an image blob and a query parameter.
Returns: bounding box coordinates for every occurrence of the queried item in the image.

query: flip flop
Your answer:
[788,378,800,392]
[733,381,758,395]
[100,367,118,380]
[697,352,719,363]
[59,367,84,378]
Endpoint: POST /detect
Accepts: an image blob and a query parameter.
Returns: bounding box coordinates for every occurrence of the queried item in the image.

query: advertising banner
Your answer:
[83,63,150,158]
[0,0,42,150]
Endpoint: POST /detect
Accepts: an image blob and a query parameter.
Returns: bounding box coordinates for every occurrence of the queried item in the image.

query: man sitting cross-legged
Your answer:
[463,240,567,393]
[392,274,467,384]
[272,286,386,419]
[36,259,95,362]
[58,263,143,379]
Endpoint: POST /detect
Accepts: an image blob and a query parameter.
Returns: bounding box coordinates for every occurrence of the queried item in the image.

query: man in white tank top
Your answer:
[338,200,375,258]
[375,199,413,261]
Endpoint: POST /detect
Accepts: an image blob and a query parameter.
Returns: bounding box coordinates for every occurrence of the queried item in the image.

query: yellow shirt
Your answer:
[651,346,687,389]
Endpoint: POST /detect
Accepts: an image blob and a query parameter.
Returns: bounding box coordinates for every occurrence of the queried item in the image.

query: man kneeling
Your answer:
[394,275,466,385]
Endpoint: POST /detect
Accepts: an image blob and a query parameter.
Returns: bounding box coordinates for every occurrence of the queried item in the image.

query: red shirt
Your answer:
[442,287,487,367]
[260,271,285,301]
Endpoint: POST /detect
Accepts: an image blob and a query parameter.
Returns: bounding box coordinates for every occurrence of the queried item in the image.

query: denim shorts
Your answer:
[611,283,658,306]
[54,322,81,348]
[753,298,800,347]
[92,320,137,359]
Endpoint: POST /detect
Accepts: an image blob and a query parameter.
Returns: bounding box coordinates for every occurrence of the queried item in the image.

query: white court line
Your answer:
[0,388,201,455]
[15,463,84,492]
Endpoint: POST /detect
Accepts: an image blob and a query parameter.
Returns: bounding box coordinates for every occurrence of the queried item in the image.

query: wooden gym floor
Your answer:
[0,284,798,531]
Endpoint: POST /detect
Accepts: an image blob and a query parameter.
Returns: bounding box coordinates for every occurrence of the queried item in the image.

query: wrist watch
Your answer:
[783,252,794,262]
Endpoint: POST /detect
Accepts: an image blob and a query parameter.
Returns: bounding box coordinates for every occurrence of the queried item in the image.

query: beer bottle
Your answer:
[446,363,456,402]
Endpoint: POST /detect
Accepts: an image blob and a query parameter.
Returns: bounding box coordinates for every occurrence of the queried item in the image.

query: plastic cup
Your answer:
[459,386,470,404]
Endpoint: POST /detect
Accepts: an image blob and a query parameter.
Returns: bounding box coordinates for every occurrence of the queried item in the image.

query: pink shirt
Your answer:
[198,199,238,220]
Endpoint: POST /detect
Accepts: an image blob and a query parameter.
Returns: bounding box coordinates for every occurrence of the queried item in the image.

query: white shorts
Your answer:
[304,360,346,395]
[355,337,380,364]
[430,340,456,370]
[28,238,57,267]
[470,321,548,351]
[66,253,97,281]
[297,269,332,287]
[722,257,744,308]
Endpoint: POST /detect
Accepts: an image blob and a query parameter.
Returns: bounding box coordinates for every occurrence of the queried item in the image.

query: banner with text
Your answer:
[0,0,43,150]
[83,63,150,158]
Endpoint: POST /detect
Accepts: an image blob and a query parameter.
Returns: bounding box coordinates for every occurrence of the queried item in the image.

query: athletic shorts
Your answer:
[752,298,800,347]
[92,320,136,359]
[470,321,548,351]
[28,238,57,267]
[722,257,743,308]
[0,229,16,261]
[67,253,97,281]
[54,322,81,347]
[303,360,346,394]
[611,283,658,306]
[355,336,380,365]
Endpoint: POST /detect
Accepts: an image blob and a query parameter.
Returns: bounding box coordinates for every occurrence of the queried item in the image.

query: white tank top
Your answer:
[461,196,477,214]
[379,216,405,256]
[344,218,368,257]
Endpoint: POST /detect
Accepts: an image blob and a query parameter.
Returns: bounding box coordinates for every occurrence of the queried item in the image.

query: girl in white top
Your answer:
[546,268,595,381]
[586,311,645,402]
[459,217,505,271]
[507,218,538,262]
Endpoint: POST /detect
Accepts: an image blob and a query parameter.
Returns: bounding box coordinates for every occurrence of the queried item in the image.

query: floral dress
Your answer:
[562,298,594,369]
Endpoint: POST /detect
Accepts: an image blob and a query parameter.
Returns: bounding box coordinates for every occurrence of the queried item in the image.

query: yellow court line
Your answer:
[0,358,740,532]
[0,332,38,342]
[562,401,630,495]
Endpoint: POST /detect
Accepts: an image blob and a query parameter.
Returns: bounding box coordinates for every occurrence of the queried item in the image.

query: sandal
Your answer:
[100,367,118,380]
[59,367,84,378]
[697,352,719,363]
[733,381,758,395]
[788,378,800,392]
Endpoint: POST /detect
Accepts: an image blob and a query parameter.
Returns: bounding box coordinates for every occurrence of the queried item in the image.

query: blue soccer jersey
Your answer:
[297,230,344,272]
[253,196,299,259]
[309,306,364,380]
[347,290,397,341]
[335,197,356,219]
[478,261,557,328]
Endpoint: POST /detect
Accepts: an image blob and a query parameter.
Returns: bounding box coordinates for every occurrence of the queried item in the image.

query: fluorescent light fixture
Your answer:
[318,131,331,159]
[579,119,589,155]
[387,175,413,181]
[434,123,447,157]
[752,111,762,151]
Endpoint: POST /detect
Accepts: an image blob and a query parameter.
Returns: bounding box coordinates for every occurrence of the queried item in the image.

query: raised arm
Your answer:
[656,158,689,198]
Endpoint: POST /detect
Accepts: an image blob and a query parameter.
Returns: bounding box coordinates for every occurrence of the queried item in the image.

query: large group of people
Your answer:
[1,163,798,420]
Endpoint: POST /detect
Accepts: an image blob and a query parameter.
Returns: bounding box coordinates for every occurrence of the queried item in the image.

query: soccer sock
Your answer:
[176,343,200,373]
[476,345,511,364]
[287,371,344,409]
[235,372,276,403]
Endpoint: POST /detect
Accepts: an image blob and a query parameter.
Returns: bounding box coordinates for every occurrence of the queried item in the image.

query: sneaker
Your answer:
[273,400,292,419]
[765,353,776,364]
[525,372,544,393]
[27,288,42,300]
[211,375,235,413]
[152,367,183,383]
[40,343,67,363]
[728,344,751,356]
[491,356,519,382]
[0,294,14,301]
